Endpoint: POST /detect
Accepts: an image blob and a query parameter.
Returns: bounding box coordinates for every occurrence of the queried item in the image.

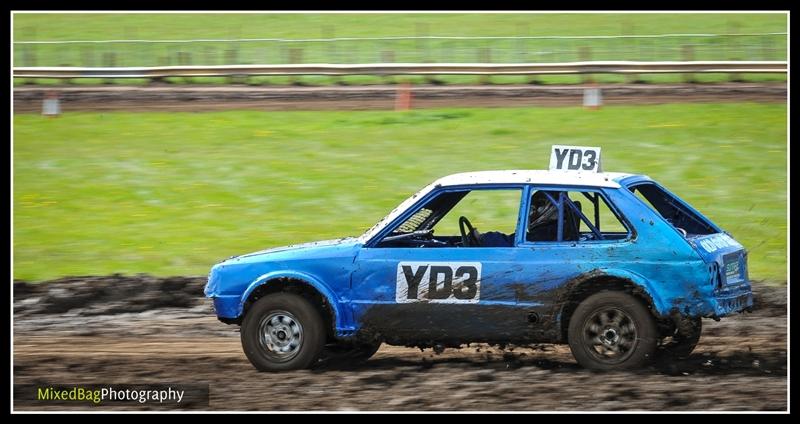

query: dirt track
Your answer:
[12,275,787,411]
[13,83,787,113]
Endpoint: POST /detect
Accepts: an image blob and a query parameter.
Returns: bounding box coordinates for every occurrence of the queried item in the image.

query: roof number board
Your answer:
[549,145,602,173]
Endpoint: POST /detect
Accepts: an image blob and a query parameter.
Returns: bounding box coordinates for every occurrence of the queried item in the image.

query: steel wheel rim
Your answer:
[582,307,638,365]
[258,311,304,362]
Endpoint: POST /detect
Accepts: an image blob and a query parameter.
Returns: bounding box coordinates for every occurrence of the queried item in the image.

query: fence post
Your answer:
[682,45,695,83]
[761,34,773,61]
[204,47,215,66]
[102,52,117,85]
[20,28,36,85]
[150,55,168,85]
[288,48,304,85]
[579,46,593,84]
[516,23,529,62]
[178,51,192,83]
[322,25,339,85]
[727,21,743,82]
[381,50,395,84]
[225,49,245,84]
[416,22,436,84]
[81,46,94,67]
[623,21,639,83]
[478,47,492,85]
[415,22,430,62]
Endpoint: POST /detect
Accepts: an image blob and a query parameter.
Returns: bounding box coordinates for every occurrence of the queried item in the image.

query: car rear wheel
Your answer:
[568,291,658,370]
[241,293,326,372]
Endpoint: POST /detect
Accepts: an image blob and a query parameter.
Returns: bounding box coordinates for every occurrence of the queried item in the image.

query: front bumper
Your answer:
[210,294,242,319]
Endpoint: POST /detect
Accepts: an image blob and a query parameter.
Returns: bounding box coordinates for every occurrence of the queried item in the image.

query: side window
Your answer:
[435,189,522,237]
[566,192,627,235]
[525,189,629,243]
[377,188,522,248]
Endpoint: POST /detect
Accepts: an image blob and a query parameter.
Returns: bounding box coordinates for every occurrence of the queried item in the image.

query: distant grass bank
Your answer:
[13,13,787,41]
[13,104,786,281]
[13,12,787,86]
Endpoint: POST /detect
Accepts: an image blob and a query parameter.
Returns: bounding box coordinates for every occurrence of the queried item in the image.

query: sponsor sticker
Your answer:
[396,262,481,303]
[698,234,739,253]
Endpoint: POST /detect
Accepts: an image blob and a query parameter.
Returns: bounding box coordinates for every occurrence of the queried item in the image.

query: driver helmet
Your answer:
[529,190,559,228]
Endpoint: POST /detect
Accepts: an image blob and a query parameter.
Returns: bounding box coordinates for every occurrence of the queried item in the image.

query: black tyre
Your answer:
[567,291,658,371]
[241,293,326,372]
[658,317,702,359]
[318,341,382,368]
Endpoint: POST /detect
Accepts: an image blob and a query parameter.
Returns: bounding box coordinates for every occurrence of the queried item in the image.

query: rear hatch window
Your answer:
[627,182,718,236]
[627,181,747,288]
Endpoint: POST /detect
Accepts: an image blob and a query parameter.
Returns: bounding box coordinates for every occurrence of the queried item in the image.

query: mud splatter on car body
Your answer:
[205,168,753,362]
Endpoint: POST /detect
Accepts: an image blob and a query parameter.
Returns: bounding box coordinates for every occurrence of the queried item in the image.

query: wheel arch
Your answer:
[241,271,344,339]
[557,269,666,342]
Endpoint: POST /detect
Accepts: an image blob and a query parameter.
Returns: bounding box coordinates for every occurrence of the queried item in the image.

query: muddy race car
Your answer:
[205,146,753,371]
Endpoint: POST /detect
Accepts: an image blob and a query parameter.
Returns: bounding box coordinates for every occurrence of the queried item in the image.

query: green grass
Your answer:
[13,13,788,81]
[13,104,787,281]
[13,13,788,40]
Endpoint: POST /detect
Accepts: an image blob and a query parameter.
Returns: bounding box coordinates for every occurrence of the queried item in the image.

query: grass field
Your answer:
[13,104,787,282]
[13,13,788,40]
[13,13,788,85]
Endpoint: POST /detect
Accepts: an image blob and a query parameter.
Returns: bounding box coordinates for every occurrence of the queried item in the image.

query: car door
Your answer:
[512,186,638,329]
[349,185,539,342]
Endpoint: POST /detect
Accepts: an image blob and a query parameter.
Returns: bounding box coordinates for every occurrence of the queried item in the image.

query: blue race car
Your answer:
[205,147,752,371]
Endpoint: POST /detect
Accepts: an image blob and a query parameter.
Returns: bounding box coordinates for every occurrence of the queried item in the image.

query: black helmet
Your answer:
[530,191,559,228]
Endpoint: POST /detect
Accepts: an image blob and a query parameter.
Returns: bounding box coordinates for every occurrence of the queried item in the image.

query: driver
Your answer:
[474,191,560,247]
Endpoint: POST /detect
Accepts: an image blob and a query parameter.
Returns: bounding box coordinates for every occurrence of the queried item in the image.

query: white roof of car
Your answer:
[433,170,632,189]
[359,170,636,242]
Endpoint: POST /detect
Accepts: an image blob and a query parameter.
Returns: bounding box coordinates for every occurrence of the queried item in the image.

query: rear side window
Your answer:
[525,189,630,242]
[628,182,717,236]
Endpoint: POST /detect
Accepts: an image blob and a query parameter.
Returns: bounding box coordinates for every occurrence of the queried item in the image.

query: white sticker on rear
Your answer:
[549,145,602,173]
[396,262,481,303]
[698,233,739,253]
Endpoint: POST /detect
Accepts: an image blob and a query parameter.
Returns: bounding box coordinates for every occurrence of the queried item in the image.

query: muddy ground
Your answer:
[12,275,787,411]
[13,83,787,113]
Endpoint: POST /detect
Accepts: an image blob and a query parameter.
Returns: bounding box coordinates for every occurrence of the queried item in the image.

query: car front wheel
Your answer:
[241,293,326,372]
[567,291,658,370]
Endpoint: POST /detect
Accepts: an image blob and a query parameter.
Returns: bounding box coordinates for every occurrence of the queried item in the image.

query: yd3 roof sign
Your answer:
[550,145,602,173]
